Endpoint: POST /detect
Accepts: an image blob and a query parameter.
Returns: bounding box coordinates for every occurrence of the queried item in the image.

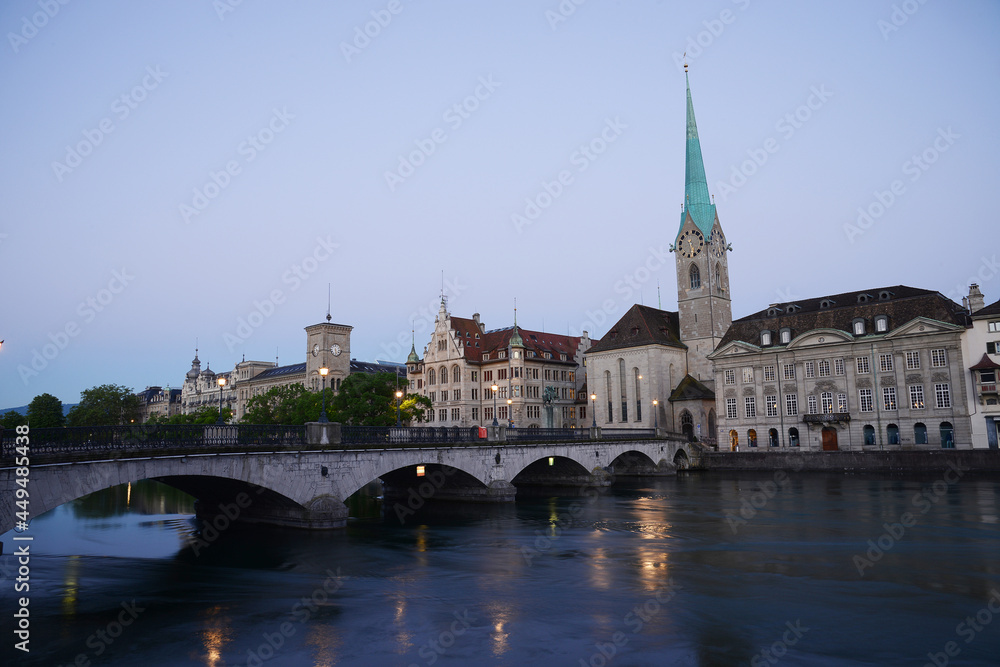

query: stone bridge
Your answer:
[1,437,694,531]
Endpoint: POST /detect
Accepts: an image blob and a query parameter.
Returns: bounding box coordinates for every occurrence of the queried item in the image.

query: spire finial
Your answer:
[326,283,332,322]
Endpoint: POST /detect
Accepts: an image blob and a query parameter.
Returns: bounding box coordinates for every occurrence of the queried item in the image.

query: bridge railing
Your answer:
[340,425,482,446]
[601,428,658,440]
[506,428,592,442]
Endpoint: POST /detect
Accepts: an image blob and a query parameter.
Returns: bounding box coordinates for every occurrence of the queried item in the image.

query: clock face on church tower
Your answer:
[677,229,704,258]
[710,230,726,257]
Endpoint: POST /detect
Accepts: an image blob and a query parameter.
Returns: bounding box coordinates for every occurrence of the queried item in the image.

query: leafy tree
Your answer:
[66,384,143,426]
[27,393,65,428]
[399,393,432,425]
[145,406,232,425]
[329,372,429,426]
[1,411,28,430]
[241,384,320,425]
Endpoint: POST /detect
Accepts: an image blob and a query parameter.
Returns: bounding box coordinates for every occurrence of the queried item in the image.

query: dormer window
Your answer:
[766,307,782,317]
[761,330,772,346]
[779,328,791,344]
[820,299,835,309]
[482,353,489,361]
[498,350,507,359]
[853,318,866,336]
[786,304,801,313]
[857,293,872,303]
[875,315,889,333]
[878,290,893,300]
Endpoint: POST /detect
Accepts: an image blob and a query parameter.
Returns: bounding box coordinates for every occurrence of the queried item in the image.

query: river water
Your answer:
[2,471,999,666]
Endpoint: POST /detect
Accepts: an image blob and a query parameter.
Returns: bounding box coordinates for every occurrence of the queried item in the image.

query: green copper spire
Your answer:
[406,328,420,364]
[510,302,524,348]
[679,69,716,240]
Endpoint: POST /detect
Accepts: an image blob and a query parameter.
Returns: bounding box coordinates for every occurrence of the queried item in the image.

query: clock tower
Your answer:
[673,67,732,386]
[305,317,352,392]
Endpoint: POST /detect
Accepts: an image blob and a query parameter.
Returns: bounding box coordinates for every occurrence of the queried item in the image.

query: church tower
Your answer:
[673,67,732,386]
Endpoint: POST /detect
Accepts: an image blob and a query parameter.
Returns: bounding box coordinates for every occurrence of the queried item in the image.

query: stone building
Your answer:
[960,284,1000,447]
[586,67,727,441]
[707,286,972,451]
[405,301,593,428]
[136,386,183,422]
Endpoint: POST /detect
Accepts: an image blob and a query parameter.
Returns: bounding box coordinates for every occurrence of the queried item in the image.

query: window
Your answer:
[485,370,493,382]
[454,389,461,401]
[853,319,866,336]
[440,390,448,401]
[619,359,628,422]
[887,423,899,444]
[934,383,951,408]
[875,316,888,333]
[764,365,776,382]
[909,385,924,409]
[513,385,521,398]
[914,422,927,444]
[545,369,551,380]
[471,388,478,400]
[804,361,815,378]
[940,422,954,448]
[451,408,460,421]
[785,394,798,416]
[428,409,435,422]
[745,396,757,418]
[931,349,947,367]
[724,369,736,385]
[818,360,831,377]
[726,398,738,420]
[498,350,506,359]
[747,429,758,447]
[605,371,613,423]
[472,407,479,421]
[633,368,642,422]
[834,359,845,376]
[780,328,791,344]
[761,330,772,346]
[883,386,897,411]
[857,357,870,374]
[990,321,1000,332]
[859,388,873,412]
[837,393,848,412]
[987,342,999,355]
[498,368,507,380]
[879,354,894,373]
[715,263,723,293]
[788,427,800,447]
[982,370,997,384]
[499,386,508,399]
[428,369,436,385]
[689,264,701,289]
[429,391,436,402]
[807,395,818,414]
[863,425,876,446]
[471,371,478,382]
[482,354,489,361]
[742,367,754,383]
[783,364,796,380]
[498,406,507,420]
[766,395,778,417]
[440,366,448,383]
[905,351,920,370]
[580,406,586,420]
[768,428,779,447]
[821,392,834,414]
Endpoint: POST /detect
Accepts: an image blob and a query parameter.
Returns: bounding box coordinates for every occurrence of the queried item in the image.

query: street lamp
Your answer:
[491,383,499,426]
[319,367,329,423]
[395,389,403,426]
[590,392,597,427]
[217,376,226,424]
[507,398,513,427]
[652,399,659,429]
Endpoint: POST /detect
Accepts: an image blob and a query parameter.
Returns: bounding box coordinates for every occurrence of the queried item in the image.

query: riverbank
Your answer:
[694,449,1000,472]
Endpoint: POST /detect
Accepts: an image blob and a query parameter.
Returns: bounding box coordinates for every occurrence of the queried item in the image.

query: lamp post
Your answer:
[217,377,226,424]
[590,392,597,428]
[507,398,513,427]
[395,389,403,427]
[319,367,329,423]
[652,399,659,429]
[491,383,499,426]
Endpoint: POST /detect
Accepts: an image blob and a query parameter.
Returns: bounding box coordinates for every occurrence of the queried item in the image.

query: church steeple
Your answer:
[679,67,716,241]
[407,328,420,364]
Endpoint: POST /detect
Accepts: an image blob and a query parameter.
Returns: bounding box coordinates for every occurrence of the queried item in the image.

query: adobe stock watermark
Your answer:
[340,0,410,63]
[750,619,810,667]
[213,0,249,21]
[408,608,476,667]
[853,462,966,576]
[223,235,339,352]
[724,459,805,534]
[545,0,588,31]
[240,568,345,667]
[384,75,501,192]
[714,85,833,203]
[7,0,72,54]
[179,107,294,224]
[51,66,168,183]
[945,257,1000,306]
[878,0,931,41]
[579,579,682,667]
[923,588,1000,667]
[843,126,959,244]
[18,268,135,385]
[511,117,627,234]
[671,0,751,73]
[375,275,468,363]
[54,600,146,667]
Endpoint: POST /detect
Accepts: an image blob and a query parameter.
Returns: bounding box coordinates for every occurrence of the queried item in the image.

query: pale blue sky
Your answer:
[1,0,998,409]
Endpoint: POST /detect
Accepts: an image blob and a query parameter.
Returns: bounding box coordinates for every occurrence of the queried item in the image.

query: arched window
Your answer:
[747,429,758,447]
[940,422,954,449]
[914,422,928,445]
[618,359,628,422]
[605,371,613,423]
[680,411,694,441]
[428,368,436,385]
[729,429,739,451]
[788,427,800,447]
[440,366,448,384]
[768,428,779,447]
[887,423,899,445]
[689,264,701,289]
[633,368,642,422]
[863,425,876,446]
[452,365,460,383]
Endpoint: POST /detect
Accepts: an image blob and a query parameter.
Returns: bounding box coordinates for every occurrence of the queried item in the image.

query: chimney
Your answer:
[968,284,985,313]
[473,313,482,331]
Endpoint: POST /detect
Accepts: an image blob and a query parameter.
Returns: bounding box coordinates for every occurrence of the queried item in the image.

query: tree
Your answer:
[66,384,143,426]
[27,393,65,428]
[145,406,232,425]
[241,384,320,425]
[399,393,432,425]
[329,372,429,426]
[1,411,27,430]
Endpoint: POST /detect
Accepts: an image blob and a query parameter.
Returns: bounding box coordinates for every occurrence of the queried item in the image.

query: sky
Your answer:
[1,0,998,410]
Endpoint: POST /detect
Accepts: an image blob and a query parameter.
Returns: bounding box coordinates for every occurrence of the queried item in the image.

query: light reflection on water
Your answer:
[0,474,999,666]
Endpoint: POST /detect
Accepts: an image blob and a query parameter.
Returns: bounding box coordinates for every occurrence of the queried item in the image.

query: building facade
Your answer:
[406,301,593,428]
[708,286,973,451]
[961,284,1000,448]
[136,386,183,422]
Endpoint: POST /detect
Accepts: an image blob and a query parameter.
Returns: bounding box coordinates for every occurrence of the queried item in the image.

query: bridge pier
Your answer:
[195,492,349,530]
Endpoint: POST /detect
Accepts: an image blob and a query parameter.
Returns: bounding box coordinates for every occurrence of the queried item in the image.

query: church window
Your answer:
[689,264,701,289]
[619,359,628,422]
